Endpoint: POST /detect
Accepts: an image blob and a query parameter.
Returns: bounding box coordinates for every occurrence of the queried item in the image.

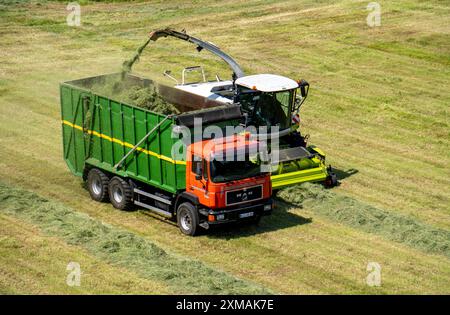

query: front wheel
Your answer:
[176,202,199,236]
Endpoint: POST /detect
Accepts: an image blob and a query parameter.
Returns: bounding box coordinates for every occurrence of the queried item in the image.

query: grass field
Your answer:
[0,0,449,294]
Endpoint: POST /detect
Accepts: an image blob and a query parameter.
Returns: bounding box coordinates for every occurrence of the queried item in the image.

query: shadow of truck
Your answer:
[206,200,312,239]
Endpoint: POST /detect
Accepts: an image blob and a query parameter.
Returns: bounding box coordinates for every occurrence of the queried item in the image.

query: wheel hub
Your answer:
[112,185,123,203]
[180,210,192,231]
[92,178,102,195]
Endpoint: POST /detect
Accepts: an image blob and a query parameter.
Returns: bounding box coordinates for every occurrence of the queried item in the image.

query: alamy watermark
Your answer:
[66,2,81,27]
[366,2,381,27]
[66,261,81,287]
[171,118,279,173]
[366,262,381,287]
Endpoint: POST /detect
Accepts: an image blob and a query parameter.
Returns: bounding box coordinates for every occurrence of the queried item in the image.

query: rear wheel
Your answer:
[108,176,133,210]
[87,168,109,202]
[176,202,199,236]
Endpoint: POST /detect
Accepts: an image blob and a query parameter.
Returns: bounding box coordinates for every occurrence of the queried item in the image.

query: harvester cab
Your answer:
[231,74,337,189]
[234,74,306,131]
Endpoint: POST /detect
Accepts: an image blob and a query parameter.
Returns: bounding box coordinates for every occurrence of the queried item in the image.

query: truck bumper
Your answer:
[202,200,273,225]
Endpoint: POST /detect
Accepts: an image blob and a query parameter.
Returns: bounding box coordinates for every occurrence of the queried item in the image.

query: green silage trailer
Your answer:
[61,74,183,194]
[60,72,240,194]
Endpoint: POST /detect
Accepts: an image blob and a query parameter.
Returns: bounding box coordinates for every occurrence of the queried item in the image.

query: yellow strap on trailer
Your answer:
[62,120,186,165]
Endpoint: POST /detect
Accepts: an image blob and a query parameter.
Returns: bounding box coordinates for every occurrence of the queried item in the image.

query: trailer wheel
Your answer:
[177,202,199,236]
[87,168,109,202]
[108,176,133,210]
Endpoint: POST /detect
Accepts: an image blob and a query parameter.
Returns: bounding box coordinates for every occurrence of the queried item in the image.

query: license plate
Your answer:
[239,211,254,218]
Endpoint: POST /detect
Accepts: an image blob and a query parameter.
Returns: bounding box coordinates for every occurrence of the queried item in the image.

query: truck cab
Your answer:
[179,134,272,235]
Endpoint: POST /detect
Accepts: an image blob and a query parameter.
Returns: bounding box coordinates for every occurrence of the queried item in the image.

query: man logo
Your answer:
[242,192,248,201]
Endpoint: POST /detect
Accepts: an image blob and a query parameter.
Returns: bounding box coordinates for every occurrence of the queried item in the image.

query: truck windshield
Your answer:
[209,158,263,183]
[238,87,294,130]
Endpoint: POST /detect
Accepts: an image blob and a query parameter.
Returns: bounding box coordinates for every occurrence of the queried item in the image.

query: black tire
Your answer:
[176,202,199,236]
[108,176,133,210]
[87,168,109,202]
[324,173,338,188]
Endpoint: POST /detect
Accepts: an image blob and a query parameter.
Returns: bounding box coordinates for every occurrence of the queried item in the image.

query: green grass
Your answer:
[0,214,171,294]
[0,0,449,294]
[0,181,269,294]
[278,183,450,258]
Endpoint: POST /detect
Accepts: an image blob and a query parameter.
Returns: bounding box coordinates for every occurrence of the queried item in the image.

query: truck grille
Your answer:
[226,185,263,206]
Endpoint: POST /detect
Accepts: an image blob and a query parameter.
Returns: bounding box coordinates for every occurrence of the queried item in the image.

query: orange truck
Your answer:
[182,135,272,235]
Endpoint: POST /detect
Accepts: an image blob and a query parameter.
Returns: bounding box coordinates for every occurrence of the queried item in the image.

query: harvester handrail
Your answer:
[113,114,173,170]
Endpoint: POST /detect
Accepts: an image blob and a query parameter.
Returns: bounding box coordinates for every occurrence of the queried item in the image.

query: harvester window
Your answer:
[238,86,294,130]
[275,91,291,115]
[255,91,291,129]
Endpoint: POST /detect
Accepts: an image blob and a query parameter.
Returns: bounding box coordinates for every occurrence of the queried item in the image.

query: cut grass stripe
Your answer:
[277,183,450,258]
[0,181,270,294]
[0,214,171,294]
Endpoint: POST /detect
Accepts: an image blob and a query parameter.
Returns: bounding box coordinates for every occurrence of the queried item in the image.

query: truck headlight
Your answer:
[264,204,272,211]
[216,214,225,220]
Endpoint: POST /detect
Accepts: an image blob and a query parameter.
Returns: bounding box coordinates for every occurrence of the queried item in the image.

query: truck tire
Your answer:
[108,176,133,210]
[176,202,199,236]
[87,168,109,202]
